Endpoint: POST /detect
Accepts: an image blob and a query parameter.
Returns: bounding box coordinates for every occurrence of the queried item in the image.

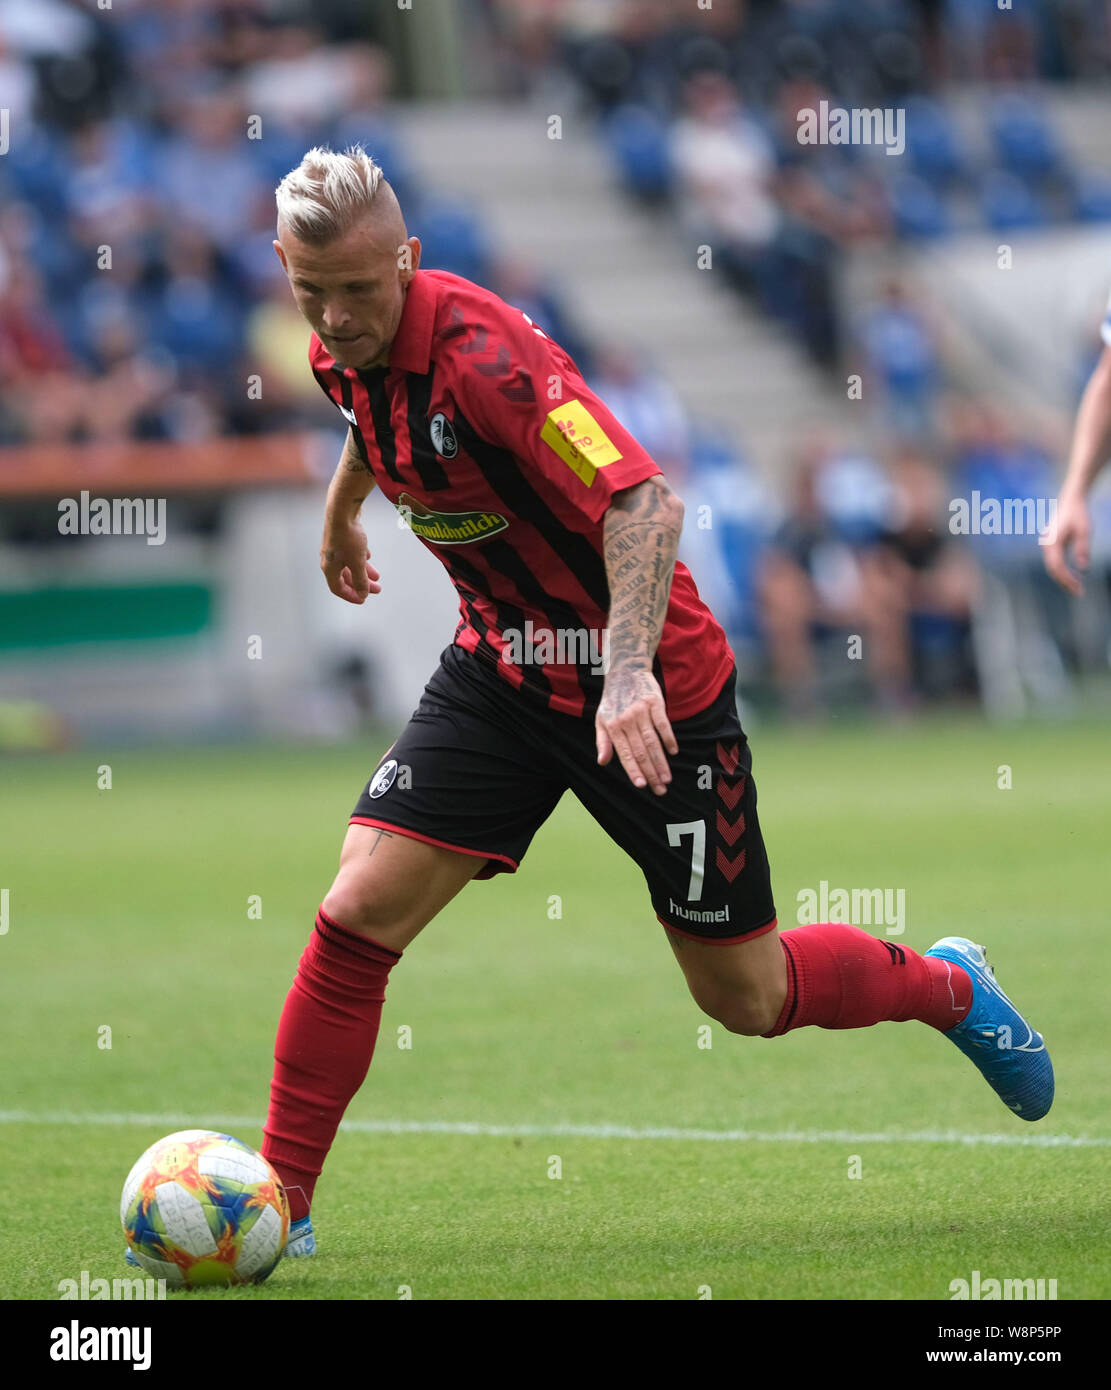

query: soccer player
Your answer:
[1043,302,1111,595]
[259,148,1055,1257]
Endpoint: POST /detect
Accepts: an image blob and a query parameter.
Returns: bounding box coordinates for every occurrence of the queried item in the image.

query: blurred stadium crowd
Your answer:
[1,0,1107,721]
[489,0,1111,366]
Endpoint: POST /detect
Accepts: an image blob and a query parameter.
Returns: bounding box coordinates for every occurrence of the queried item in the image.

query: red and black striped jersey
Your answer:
[309,267,733,720]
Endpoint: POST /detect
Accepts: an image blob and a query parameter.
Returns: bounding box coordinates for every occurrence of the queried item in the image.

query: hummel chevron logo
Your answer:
[451,320,538,403]
[716,847,746,883]
[716,741,740,775]
[474,345,536,401]
[716,810,745,846]
[499,373,535,403]
[458,326,490,356]
[716,776,744,810]
[474,343,511,377]
[441,306,469,341]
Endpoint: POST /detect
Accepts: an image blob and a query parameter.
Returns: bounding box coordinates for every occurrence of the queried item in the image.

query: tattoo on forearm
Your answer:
[609,597,641,623]
[612,553,643,581]
[606,532,640,560]
[603,477,682,671]
[342,429,371,473]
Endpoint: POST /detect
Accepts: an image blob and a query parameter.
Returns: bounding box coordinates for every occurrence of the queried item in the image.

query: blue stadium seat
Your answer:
[890,174,952,239]
[980,170,1049,231]
[987,94,1067,184]
[1073,175,1111,223]
[602,104,672,200]
[410,198,492,285]
[22,208,86,307]
[903,95,968,189]
[249,126,318,187]
[689,425,741,476]
[3,126,70,220]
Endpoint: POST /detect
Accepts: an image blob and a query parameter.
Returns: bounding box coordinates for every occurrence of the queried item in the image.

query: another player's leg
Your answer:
[262,826,482,1251]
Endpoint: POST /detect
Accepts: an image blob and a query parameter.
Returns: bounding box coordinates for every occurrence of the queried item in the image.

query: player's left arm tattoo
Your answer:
[602,475,684,679]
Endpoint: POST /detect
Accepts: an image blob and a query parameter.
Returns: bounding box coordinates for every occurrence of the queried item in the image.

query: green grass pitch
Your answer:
[2,714,1108,1300]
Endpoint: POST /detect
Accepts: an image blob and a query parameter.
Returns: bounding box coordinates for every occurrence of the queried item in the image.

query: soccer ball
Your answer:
[120,1130,289,1288]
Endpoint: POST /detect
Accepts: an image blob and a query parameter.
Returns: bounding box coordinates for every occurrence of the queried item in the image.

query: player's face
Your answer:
[275,218,420,370]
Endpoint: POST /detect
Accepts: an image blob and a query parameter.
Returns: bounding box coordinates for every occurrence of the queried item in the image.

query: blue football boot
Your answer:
[926,936,1054,1121]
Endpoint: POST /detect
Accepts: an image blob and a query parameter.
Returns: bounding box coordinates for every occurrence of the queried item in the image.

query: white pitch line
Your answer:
[0,1110,1108,1149]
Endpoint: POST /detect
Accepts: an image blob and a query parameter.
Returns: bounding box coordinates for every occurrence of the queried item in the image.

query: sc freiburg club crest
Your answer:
[430,412,458,459]
[368,759,399,799]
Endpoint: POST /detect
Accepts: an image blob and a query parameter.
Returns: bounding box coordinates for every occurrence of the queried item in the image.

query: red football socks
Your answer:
[262,907,400,1221]
[260,916,971,1216]
[762,923,972,1037]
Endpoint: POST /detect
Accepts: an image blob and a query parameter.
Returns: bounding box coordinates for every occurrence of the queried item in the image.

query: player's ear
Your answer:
[273,239,288,273]
[404,235,421,279]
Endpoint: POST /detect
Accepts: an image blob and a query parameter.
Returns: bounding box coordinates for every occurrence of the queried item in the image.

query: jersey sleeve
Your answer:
[308,335,370,465]
[448,303,662,523]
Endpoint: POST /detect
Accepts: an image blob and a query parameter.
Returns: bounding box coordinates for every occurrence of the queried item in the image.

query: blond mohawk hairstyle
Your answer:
[275,145,386,244]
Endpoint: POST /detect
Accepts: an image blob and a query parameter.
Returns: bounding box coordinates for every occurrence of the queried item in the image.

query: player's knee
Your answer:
[321,864,408,939]
[701,987,783,1037]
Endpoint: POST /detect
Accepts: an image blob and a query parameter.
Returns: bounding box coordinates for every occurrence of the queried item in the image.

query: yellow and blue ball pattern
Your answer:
[120,1130,289,1288]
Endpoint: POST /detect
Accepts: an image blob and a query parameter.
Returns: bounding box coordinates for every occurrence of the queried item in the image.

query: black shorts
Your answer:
[350,644,777,944]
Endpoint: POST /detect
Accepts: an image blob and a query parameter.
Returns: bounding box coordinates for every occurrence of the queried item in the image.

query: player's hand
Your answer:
[321,522,382,604]
[1043,489,1091,596]
[596,665,678,795]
